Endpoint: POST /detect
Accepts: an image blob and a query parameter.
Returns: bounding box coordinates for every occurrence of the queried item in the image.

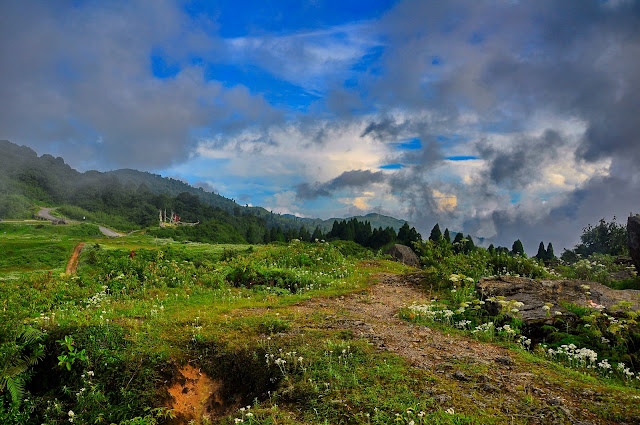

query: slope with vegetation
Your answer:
[0,215,639,424]
[0,140,410,237]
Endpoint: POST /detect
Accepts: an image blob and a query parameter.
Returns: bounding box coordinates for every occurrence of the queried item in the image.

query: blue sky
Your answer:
[2,0,640,252]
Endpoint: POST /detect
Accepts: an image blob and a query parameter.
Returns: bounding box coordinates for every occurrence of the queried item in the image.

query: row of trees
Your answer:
[324,219,422,250]
[258,218,423,251]
[427,223,476,254]
[535,242,556,263]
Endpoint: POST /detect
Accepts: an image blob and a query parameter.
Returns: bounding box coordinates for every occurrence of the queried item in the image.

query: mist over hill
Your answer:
[0,140,411,235]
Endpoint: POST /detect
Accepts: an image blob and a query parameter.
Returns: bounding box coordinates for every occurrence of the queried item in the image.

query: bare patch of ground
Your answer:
[168,364,230,425]
[65,242,85,274]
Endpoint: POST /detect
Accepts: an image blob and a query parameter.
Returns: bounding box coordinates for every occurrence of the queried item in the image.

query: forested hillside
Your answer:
[0,140,410,236]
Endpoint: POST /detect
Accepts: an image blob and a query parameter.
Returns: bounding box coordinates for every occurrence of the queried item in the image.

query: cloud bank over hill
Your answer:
[1,0,639,251]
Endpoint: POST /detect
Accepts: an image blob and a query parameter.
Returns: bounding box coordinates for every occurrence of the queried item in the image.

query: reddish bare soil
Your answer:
[168,364,238,425]
[65,242,85,274]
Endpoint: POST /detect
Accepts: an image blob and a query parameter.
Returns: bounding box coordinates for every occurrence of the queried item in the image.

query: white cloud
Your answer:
[224,22,382,91]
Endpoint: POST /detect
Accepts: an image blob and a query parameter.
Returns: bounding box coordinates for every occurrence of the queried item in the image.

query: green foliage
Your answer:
[555,253,627,285]
[0,194,32,219]
[562,217,629,262]
[416,246,549,286]
[399,221,422,246]
[56,335,88,371]
[428,223,442,242]
[0,327,45,406]
[546,242,555,261]
[222,242,354,293]
[511,239,525,257]
[443,228,451,244]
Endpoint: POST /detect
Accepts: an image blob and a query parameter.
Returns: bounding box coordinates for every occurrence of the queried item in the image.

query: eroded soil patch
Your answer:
[65,242,85,274]
[168,364,232,425]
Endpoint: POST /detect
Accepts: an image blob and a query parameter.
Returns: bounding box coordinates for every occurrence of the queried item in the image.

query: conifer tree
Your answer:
[443,228,451,243]
[398,222,411,244]
[536,241,546,260]
[466,235,475,250]
[429,223,442,242]
[311,226,323,241]
[546,242,555,261]
[511,239,525,257]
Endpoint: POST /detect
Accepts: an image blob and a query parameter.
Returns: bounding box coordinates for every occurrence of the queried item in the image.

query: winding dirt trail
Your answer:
[36,207,123,237]
[65,242,85,274]
[287,273,639,424]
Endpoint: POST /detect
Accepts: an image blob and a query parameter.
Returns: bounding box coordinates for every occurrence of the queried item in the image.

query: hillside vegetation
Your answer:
[0,218,639,424]
[1,141,639,424]
[0,140,408,237]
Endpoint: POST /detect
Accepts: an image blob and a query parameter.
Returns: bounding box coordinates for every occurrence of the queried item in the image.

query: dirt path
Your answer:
[35,207,123,237]
[288,273,636,425]
[65,242,85,274]
[36,207,61,221]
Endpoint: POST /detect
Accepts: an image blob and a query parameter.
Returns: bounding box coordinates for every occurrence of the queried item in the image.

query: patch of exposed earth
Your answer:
[168,364,236,425]
[65,242,85,274]
[286,273,640,425]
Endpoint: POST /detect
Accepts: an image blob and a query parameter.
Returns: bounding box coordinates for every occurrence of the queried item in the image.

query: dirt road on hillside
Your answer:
[36,207,123,237]
[36,207,60,221]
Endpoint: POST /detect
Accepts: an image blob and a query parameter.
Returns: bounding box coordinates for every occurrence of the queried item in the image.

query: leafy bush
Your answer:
[221,242,354,293]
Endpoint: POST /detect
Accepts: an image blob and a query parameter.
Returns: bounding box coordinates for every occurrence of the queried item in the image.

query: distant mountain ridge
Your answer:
[0,140,412,231]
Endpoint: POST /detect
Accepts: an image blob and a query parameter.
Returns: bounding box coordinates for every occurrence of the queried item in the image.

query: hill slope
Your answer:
[0,140,412,232]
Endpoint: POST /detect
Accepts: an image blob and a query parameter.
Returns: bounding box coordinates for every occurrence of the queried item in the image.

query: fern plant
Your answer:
[0,327,45,406]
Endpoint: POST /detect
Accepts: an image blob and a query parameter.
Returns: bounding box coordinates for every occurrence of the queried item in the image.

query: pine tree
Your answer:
[311,226,324,241]
[398,222,411,244]
[453,232,464,244]
[466,235,475,250]
[535,241,546,260]
[443,228,451,244]
[298,226,310,242]
[429,223,442,242]
[488,244,495,255]
[546,242,555,261]
[511,239,525,257]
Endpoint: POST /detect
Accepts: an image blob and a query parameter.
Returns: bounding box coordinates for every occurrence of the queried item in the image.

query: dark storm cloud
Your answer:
[360,117,408,141]
[477,130,562,189]
[296,170,386,200]
[360,0,640,250]
[0,0,280,171]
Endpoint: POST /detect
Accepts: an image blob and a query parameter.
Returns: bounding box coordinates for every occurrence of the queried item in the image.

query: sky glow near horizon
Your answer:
[1,0,640,252]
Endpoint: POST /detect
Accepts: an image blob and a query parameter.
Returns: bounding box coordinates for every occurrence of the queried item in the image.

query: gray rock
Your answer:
[452,370,469,381]
[477,276,639,323]
[495,356,514,366]
[628,215,640,273]
[481,383,499,392]
[547,397,563,406]
[384,244,419,267]
[433,394,452,404]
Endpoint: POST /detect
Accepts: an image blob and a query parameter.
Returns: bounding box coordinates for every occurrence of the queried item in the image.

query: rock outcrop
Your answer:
[476,276,640,323]
[628,215,640,272]
[384,244,419,268]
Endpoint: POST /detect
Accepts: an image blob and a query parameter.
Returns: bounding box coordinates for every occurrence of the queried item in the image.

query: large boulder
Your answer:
[476,276,640,323]
[628,215,640,272]
[384,244,419,268]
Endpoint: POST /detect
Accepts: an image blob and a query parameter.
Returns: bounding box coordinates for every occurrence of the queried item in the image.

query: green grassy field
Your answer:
[0,226,638,424]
